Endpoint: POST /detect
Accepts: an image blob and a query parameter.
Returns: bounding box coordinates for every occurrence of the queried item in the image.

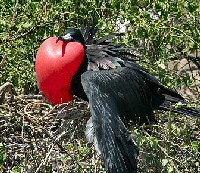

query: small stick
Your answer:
[0,54,8,70]
[23,102,83,169]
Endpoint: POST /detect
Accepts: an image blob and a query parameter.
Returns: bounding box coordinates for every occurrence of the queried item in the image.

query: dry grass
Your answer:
[0,92,199,173]
[0,96,105,173]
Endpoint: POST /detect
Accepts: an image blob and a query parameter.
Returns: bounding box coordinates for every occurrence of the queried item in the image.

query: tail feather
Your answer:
[159,101,200,117]
[155,86,200,117]
[174,106,200,117]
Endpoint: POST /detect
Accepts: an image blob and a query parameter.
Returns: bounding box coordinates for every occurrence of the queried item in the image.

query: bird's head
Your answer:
[57,28,85,47]
[36,28,86,104]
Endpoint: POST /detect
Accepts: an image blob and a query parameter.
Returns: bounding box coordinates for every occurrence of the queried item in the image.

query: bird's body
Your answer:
[36,26,200,173]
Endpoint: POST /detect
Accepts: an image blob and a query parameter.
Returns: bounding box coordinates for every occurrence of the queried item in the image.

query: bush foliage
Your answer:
[1,0,199,92]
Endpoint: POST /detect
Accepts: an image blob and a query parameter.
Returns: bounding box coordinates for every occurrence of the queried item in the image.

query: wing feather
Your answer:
[81,68,158,172]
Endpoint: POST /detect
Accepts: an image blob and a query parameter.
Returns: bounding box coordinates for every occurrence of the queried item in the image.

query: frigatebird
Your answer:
[35,24,200,173]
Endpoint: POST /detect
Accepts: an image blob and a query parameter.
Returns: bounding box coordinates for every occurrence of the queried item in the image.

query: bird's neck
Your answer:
[70,55,89,101]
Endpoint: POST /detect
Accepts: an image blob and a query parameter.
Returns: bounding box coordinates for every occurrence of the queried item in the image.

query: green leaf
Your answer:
[168,166,174,173]
[162,159,169,166]
[191,141,199,152]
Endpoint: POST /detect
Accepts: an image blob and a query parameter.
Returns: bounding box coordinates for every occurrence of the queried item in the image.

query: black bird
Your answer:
[36,25,200,173]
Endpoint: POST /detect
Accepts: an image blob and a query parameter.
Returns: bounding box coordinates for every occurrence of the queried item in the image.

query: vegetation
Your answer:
[0,0,199,172]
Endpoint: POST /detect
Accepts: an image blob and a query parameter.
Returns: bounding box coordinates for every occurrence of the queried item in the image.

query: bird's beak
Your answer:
[57,33,73,42]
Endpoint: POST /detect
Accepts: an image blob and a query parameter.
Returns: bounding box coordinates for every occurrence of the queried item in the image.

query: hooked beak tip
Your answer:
[56,36,62,43]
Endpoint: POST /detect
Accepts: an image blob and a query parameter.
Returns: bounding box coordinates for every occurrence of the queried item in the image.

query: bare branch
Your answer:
[0,54,8,70]
[0,82,16,104]
[12,0,19,24]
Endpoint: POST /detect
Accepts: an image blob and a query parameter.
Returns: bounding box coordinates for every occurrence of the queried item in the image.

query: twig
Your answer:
[35,143,54,173]
[0,19,71,44]
[0,82,16,104]
[16,94,44,100]
[8,0,19,36]
[23,102,83,170]
[188,59,200,94]
[0,54,8,70]
[182,53,200,69]
[35,129,68,173]
[143,130,181,173]
[12,0,19,24]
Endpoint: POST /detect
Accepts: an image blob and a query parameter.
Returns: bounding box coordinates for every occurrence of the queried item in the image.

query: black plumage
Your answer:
[58,26,200,173]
